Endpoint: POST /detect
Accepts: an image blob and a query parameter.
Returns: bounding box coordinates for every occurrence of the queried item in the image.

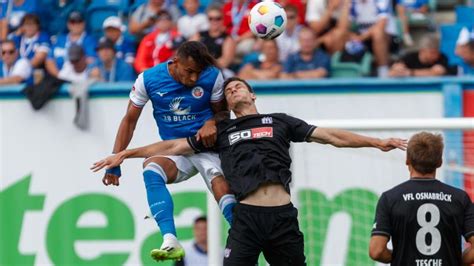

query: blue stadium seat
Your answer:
[86,0,122,39]
[177,0,211,14]
[456,6,474,27]
[440,24,464,66]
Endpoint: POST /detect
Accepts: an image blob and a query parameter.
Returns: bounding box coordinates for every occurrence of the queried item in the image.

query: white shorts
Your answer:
[147,152,223,191]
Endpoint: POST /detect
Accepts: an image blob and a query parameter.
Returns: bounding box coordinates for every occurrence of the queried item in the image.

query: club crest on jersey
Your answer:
[192,86,204,99]
[261,116,273,124]
[228,127,273,145]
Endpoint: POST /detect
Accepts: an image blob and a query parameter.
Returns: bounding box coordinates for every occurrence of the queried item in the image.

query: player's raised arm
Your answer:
[91,138,195,172]
[309,127,407,151]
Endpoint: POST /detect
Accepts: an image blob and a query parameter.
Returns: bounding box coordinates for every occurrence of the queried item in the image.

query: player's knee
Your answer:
[211,176,231,201]
[143,157,178,183]
[143,162,168,186]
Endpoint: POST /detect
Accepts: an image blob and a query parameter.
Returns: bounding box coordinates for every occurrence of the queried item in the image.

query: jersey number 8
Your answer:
[416,203,442,255]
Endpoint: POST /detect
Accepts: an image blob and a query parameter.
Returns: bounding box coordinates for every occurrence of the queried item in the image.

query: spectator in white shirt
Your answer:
[178,0,209,39]
[175,216,215,266]
[0,40,32,85]
[58,44,97,83]
[277,5,301,62]
[349,0,397,77]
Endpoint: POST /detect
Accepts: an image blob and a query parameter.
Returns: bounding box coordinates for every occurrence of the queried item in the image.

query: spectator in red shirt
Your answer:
[222,0,258,57]
[134,10,182,73]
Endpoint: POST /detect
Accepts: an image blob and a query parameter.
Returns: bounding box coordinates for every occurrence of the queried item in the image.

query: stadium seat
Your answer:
[408,0,436,27]
[440,24,464,66]
[86,0,123,39]
[330,51,372,78]
[177,0,211,14]
[456,6,474,27]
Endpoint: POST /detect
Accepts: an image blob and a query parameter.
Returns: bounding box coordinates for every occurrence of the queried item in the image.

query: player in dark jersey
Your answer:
[92,77,407,265]
[369,132,474,266]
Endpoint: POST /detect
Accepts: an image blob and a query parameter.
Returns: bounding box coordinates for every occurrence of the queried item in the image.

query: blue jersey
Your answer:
[11,32,51,60]
[129,61,224,140]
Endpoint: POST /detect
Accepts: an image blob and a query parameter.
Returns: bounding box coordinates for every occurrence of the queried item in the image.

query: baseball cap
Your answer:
[68,11,84,22]
[96,38,116,51]
[457,27,474,46]
[68,44,84,62]
[102,16,124,31]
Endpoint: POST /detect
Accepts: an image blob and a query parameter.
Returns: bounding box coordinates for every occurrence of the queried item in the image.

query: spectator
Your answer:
[222,0,258,57]
[281,27,330,79]
[349,0,398,77]
[58,44,97,83]
[40,0,86,37]
[134,10,182,73]
[305,0,351,54]
[101,16,136,65]
[129,0,181,41]
[190,5,235,71]
[455,32,474,75]
[238,40,281,80]
[396,0,429,46]
[389,34,450,77]
[10,14,50,69]
[90,38,136,82]
[276,0,306,25]
[45,11,97,77]
[276,5,301,62]
[175,216,210,266]
[178,0,209,39]
[0,0,39,41]
[0,40,32,85]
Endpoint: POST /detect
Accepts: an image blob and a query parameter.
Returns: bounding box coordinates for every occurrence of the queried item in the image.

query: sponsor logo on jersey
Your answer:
[192,86,204,99]
[261,116,273,124]
[169,97,191,115]
[156,91,168,97]
[228,127,273,145]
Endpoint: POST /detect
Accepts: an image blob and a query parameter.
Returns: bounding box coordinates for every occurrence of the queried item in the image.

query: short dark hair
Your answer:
[223,77,254,93]
[206,4,222,13]
[407,132,443,175]
[194,215,207,224]
[284,4,298,14]
[21,13,41,27]
[175,41,216,70]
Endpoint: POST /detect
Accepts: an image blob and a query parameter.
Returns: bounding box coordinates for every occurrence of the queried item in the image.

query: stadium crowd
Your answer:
[0,0,473,86]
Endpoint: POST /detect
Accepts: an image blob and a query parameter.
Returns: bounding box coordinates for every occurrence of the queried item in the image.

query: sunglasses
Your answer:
[68,19,84,24]
[208,16,222,21]
[287,15,297,19]
[2,50,15,55]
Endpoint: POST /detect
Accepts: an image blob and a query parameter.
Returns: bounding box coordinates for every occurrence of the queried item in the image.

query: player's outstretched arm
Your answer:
[369,235,392,263]
[91,138,194,172]
[309,128,407,151]
[463,236,474,264]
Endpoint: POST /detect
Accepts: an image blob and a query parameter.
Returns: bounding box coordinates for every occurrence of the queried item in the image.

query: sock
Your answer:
[219,194,236,225]
[143,163,177,237]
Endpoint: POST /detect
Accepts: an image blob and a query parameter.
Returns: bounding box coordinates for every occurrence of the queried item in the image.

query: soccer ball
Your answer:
[248,1,287,40]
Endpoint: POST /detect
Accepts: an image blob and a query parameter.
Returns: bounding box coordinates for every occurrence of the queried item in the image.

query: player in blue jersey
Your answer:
[101,41,236,262]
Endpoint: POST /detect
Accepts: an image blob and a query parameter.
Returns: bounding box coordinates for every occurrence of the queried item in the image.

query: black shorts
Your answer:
[223,203,306,265]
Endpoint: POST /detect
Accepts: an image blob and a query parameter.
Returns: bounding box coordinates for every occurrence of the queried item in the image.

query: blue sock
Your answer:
[143,163,176,237]
[219,194,236,225]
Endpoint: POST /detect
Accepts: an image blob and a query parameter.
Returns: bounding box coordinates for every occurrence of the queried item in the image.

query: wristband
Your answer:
[106,165,122,177]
